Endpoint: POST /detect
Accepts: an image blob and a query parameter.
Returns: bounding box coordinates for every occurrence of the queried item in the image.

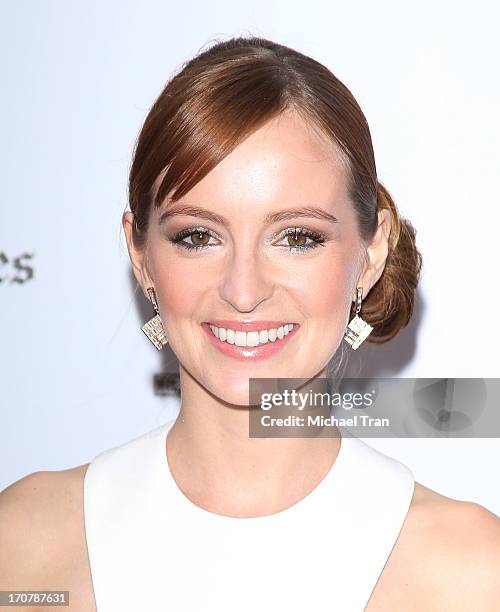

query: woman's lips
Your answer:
[201,322,299,361]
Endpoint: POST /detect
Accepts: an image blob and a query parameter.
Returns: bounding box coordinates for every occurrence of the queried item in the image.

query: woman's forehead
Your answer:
[157,122,348,212]
[149,112,352,228]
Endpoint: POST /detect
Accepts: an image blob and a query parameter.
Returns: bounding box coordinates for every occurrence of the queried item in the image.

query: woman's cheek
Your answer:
[287,256,353,317]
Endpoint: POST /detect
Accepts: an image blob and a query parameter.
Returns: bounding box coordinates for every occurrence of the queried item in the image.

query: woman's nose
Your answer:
[218,249,275,314]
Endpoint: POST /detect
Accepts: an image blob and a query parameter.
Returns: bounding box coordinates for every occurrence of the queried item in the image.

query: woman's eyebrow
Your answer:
[266,206,339,224]
[158,204,339,226]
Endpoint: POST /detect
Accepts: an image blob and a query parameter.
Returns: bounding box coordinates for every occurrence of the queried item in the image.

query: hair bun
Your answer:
[360,182,423,344]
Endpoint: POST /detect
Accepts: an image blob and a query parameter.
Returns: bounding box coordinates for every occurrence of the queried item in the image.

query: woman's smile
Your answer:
[201,320,300,361]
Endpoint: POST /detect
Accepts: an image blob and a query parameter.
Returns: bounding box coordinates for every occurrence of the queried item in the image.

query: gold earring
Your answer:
[141,287,168,350]
[343,286,373,350]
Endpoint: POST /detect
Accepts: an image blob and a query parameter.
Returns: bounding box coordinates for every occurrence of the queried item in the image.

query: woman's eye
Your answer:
[286,233,308,248]
[170,228,219,251]
[190,231,210,246]
[275,228,327,251]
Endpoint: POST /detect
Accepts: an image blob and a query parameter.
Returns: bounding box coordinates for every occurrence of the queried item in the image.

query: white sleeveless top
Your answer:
[83,417,415,611]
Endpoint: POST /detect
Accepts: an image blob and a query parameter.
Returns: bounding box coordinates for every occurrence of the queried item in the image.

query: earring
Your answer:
[141,287,168,350]
[343,286,373,350]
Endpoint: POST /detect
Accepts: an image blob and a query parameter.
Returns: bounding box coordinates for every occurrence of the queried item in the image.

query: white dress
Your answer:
[83,417,415,611]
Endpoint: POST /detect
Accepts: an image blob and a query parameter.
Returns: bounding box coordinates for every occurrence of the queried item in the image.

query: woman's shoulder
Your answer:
[367,480,500,610]
[0,464,89,530]
[0,465,94,609]
[410,480,500,559]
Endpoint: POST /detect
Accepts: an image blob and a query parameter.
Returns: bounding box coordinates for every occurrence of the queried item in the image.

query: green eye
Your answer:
[191,231,210,246]
[277,227,327,252]
[170,227,218,251]
[287,233,307,248]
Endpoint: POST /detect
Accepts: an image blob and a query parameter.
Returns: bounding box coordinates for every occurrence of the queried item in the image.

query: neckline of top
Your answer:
[158,417,351,523]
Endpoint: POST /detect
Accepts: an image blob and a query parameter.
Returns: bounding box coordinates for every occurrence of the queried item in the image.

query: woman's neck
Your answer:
[166,372,341,518]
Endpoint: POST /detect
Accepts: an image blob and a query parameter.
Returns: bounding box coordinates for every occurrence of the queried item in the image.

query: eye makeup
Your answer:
[166,225,329,253]
[273,227,327,252]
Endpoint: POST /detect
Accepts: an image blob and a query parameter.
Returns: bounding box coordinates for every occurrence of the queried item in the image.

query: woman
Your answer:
[1,36,499,611]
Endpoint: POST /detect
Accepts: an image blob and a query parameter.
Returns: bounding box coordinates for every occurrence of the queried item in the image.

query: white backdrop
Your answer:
[1,0,499,513]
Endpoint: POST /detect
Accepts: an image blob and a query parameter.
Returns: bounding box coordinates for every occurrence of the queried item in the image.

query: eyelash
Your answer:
[169,226,327,252]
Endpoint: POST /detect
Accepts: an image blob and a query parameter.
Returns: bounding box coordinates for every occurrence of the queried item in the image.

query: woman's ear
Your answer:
[356,208,392,299]
[122,211,154,298]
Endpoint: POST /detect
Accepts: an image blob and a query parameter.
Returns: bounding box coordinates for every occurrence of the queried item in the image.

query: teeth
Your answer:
[246,331,260,347]
[209,323,294,347]
[235,331,246,346]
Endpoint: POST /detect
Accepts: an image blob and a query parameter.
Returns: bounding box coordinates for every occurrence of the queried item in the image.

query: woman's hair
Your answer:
[128,35,422,345]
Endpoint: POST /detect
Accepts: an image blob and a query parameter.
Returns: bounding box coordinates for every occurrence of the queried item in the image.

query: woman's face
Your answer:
[126,111,378,406]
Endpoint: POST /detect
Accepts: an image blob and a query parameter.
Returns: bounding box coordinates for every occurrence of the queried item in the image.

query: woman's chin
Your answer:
[209,382,254,408]
[202,363,331,408]
[197,372,269,408]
